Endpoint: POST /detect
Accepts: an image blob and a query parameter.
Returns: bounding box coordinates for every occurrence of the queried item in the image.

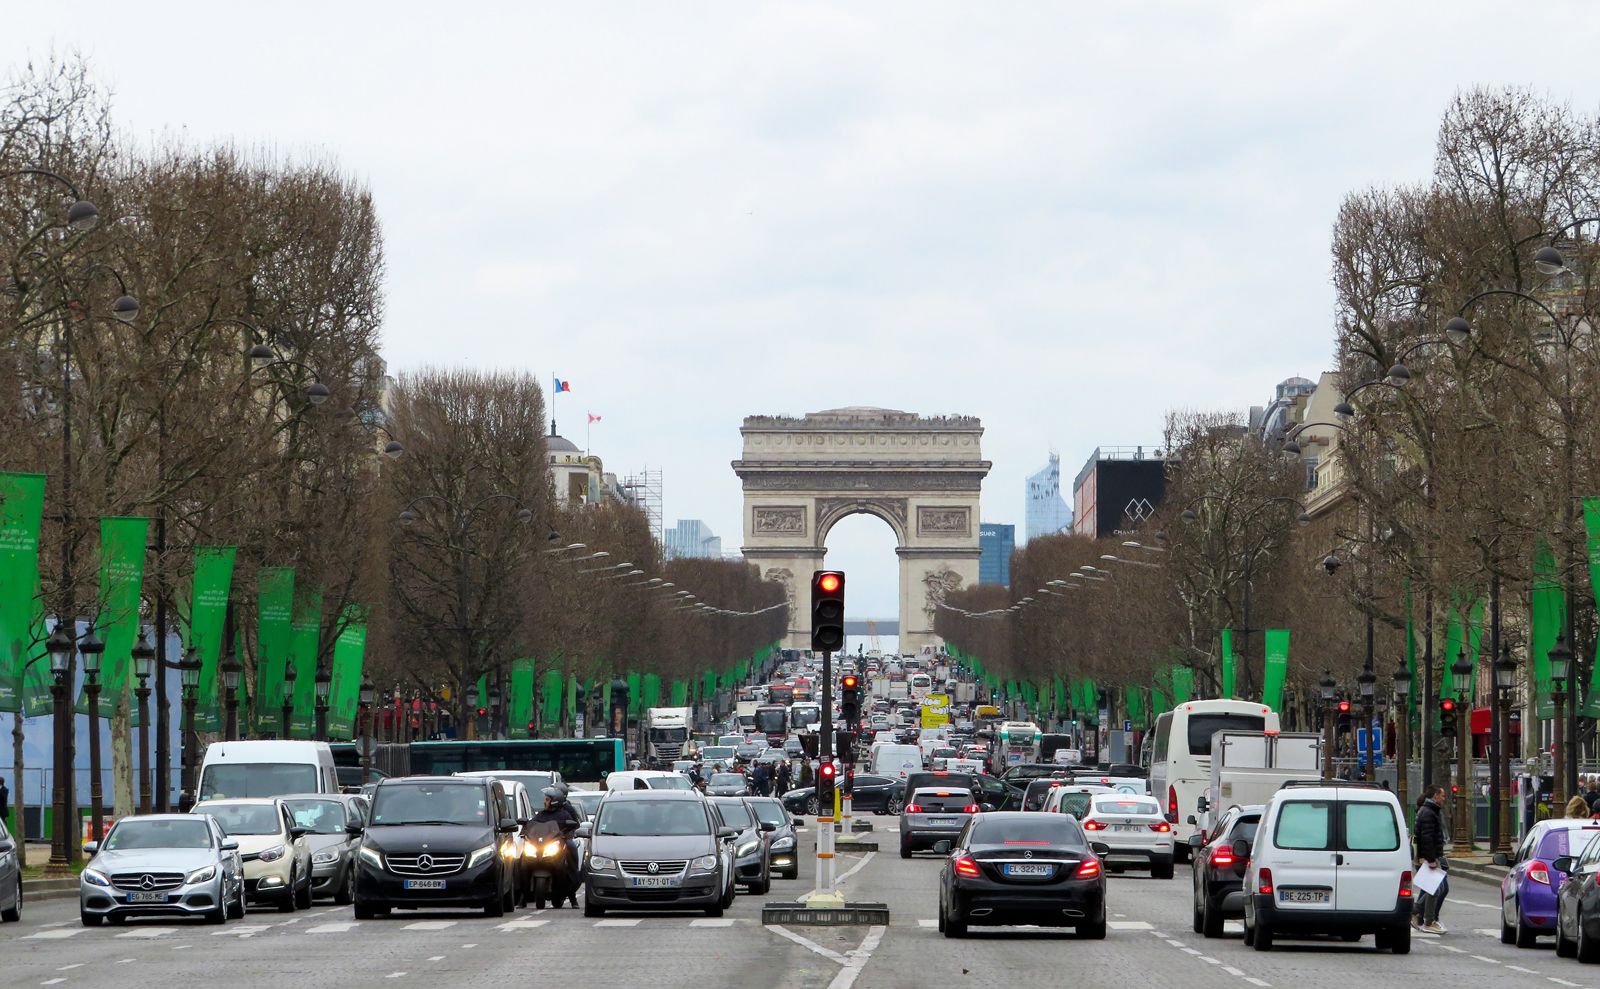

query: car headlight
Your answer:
[312,849,340,865]
[689,855,718,872]
[257,844,287,863]
[358,845,384,868]
[736,840,759,857]
[467,844,497,869]
[589,855,617,872]
[771,836,796,851]
[185,865,217,885]
[82,868,111,887]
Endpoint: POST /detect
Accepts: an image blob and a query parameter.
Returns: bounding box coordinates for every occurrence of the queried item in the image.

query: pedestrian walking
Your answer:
[0,775,8,824]
[775,762,792,795]
[1413,785,1448,935]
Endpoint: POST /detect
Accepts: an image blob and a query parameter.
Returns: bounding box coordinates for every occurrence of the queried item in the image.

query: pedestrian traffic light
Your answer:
[840,673,861,723]
[1439,697,1458,732]
[811,570,845,652]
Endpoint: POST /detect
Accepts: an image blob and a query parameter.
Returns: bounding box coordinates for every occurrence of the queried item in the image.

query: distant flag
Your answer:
[553,377,571,394]
[588,413,602,424]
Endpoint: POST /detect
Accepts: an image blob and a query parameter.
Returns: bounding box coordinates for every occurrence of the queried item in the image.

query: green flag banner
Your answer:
[1262,629,1289,713]
[255,568,295,732]
[642,673,662,711]
[508,658,535,738]
[1582,500,1600,718]
[327,605,368,739]
[81,517,149,716]
[669,679,687,707]
[627,672,642,719]
[1533,541,1565,719]
[1220,629,1236,698]
[0,472,46,713]
[288,592,323,737]
[1171,666,1194,705]
[187,546,236,732]
[1404,578,1417,715]
[540,668,564,728]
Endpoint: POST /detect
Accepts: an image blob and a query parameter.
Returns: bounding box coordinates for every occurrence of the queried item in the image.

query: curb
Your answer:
[21,878,80,902]
[1445,862,1508,887]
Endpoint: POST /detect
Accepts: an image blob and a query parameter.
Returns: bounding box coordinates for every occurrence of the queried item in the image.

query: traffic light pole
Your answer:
[813,647,836,901]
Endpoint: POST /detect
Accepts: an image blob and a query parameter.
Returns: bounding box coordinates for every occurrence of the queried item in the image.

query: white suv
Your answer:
[1241,782,1413,954]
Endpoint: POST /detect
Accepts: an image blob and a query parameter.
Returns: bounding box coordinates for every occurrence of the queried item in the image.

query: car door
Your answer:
[853,776,888,811]
[1504,827,1541,924]
[1333,796,1405,913]
[1266,798,1337,913]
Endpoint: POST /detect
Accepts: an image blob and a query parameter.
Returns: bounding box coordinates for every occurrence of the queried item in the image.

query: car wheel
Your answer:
[944,893,967,938]
[1558,910,1577,958]
[1151,858,1174,880]
[806,796,820,816]
[584,899,605,918]
[1386,923,1411,955]
[704,899,725,918]
[106,913,127,926]
[1174,842,1189,865]
[1201,893,1224,938]
[277,883,296,913]
[1501,912,1516,944]
[2,878,19,922]
[886,796,903,816]
[937,896,947,933]
[1192,885,1204,934]
[333,868,354,906]
[900,839,913,860]
[483,893,505,919]
[295,870,313,910]
[227,886,246,920]
[205,901,227,925]
[80,911,102,927]
[1516,909,1539,948]
[1077,911,1107,940]
[1579,910,1600,964]
[1253,920,1273,952]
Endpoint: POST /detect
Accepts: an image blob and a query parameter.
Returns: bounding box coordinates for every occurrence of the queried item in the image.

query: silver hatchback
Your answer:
[900,786,980,858]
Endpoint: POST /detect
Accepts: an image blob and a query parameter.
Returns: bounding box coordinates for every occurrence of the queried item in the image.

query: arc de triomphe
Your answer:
[732,407,991,653]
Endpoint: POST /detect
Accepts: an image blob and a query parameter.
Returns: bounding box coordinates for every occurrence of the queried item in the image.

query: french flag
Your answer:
[553,377,571,393]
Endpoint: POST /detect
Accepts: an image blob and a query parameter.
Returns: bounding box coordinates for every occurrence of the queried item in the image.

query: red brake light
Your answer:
[1399,870,1413,898]
[1530,860,1552,885]
[1003,840,1049,845]
[906,804,923,814]
[954,855,981,878]
[1149,822,1171,833]
[1210,848,1236,867]
[1258,867,1274,895]
[964,804,980,814]
[1082,819,1106,831]
[1075,857,1102,879]
[1167,785,1178,823]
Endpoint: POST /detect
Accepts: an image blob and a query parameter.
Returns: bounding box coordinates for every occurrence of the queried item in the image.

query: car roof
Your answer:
[116,813,214,824]
[379,775,488,787]
[603,789,704,802]
[194,797,280,806]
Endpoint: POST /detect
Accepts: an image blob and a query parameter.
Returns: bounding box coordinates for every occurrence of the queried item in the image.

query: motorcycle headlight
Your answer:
[690,855,718,872]
[257,844,286,863]
[736,840,759,857]
[771,836,796,851]
[82,868,111,887]
[358,845,384,868]
[467,844,497,869]
[185,865,217,885]
[589,855,617,872]
[541,840,564,858]
[312,849,339,865]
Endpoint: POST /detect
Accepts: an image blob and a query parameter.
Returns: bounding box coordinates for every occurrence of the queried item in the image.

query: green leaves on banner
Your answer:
[669,679,688,707]
[1583,500,1600,719]
[187,547,236,732]
[1261,629,1289,713]
[1220,629,1236,698]
[540,668,564,728]
[1170,667,1194,705]
[0,472,47,714]
[327,605,368,738]
[255,569,295,731]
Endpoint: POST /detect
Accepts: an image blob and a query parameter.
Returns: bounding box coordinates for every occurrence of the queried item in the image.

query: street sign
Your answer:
[1356,727,1385,766]
[1123,719,1133,734]
[922,693,950,728]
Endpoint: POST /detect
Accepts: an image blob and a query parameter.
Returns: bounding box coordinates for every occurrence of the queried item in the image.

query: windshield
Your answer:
[649,775,694,790]
[714,801,755,829]
[596,800,711,837]
[569,792,604,816]
[710,774,745,787]
[1055,792,1095,818]
[198,763,317,801]
[371,783,490,826]
[972,817,1086,846]
[1186,715,1266,756]
[285,799,347,834]
[105,818,212,851]
[703,747,736,760]
[1093,796,1162,816]
[649,727,687,742]
[749,800,787,827]
[196,803,282,835]
[753,710,787,733]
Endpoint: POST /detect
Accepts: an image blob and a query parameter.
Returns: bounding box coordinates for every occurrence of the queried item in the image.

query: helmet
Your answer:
[542,786,567,805]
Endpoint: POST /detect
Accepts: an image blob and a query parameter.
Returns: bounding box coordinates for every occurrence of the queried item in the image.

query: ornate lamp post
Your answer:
[1549,635,1574,810]
[465,683,480,741]
[281,660,297,739]
[179,649,201,807]
[221,653,243,741]
[1357,664,1377,783]
[132,632,155,814]
[44,625,76,873]
[1451,649,1476,846]
[1320,670,1337,780]
[489,686,503,741]
[1493,644,1518,851]
[1392,656,1411,810]
[359,677,376,784]
[78,627,106,845]
[314,667,332,741]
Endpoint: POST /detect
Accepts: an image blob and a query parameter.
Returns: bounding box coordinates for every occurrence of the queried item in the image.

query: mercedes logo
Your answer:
[140,874,156,889]
[647,861,660,875]
[417,854,435,872]
[1023,851,1033,860]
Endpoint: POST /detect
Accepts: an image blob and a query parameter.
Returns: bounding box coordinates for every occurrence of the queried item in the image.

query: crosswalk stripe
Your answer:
[496,920,549,931]
[917,919,937,928]
[307,922,359,934]
[25,929,84,940]
[115,927,176,938]
[594,918,640,927]
[689,919,734,927]
[402,921,457,931]
[1109,921,1153,931]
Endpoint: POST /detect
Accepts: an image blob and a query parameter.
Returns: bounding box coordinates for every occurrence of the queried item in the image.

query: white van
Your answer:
[196,740,338,803]
[604,770,696,792]
[1242,782,1413,954]
[1149,700,1278,860]
[868,743,923,780]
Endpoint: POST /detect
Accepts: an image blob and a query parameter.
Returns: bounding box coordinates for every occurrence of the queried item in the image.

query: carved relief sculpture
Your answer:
[918,506,970,536]
[752,506,807,534]
[764,568,797,628]
[922,566,964,627]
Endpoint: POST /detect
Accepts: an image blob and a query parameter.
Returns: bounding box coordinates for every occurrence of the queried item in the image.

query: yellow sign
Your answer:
[922,694,951,728]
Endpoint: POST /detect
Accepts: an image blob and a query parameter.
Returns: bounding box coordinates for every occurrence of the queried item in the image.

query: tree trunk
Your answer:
[111,688,133,819]
[11,712,24,869]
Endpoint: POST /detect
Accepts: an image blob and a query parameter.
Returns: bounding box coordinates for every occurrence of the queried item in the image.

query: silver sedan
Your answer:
[79,814,245,926]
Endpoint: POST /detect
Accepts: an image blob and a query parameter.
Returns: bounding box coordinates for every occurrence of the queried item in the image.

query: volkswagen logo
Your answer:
[139,874,156,889]
[417,854,435,872]
[647,861,660,875]
[1023,850,1033,860]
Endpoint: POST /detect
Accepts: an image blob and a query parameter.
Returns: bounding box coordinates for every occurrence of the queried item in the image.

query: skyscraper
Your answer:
[1024,453,1073,542]
[664,519,723,559]
[979,523,1015,585]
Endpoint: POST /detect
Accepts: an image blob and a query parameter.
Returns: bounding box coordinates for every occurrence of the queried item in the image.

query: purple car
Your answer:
[1499,819,1600,947]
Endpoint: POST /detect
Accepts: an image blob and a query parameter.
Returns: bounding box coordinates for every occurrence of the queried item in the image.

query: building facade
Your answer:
[1071,446,1168,538]
[664,519,723,559]
[1024,453,1073,542]
[978,523,1015,586]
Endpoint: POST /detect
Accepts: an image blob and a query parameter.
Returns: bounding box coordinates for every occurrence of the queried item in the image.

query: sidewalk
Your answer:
[1441,844,1509,886]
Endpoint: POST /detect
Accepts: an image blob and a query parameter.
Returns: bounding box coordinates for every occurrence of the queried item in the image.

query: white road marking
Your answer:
[1508,966,1541,975]
[402,921,456,931]
[55,965,83,971]
[690,918,735,927]
[1114,912,1127,918]
[1550,979,1583,987]
[40,979,66,986]
[495,919,548,931]
[916,919,937,928]
[116,927,175,939]
[1200,956,1221,964]
[39,920,73,928]
[115,959,136,964]
[427,956,445,962]
[384,972,406,979]
[214,925,271,937]
[594,918,640,927]
[766,924,849,964]
[171,944,191,950]
[1165,939,1184,947]
[460,943,477,948]
[827,924,885,989]
[1244,980,1271,988]
[26,929,84,940]
[307,922,359,934]
[1224,967,1247,977]
[835,851,877,888]
[1180,946,1202,955]
[1109,920,1153,930]
[1435,944,1467,954]
[1471,955,1499,964]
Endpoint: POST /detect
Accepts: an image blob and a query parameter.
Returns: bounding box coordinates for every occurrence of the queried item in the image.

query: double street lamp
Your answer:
[1450,650,1475,846]
[1356,664,1377,784]
[1550,635,1574,810]
[179,649,201,806]
[314,667,333,741]
[1493,645,1518,852]
[1393,657,1411,809]
[221,653,243,741]
[359,677,376,784]
[78,627,106,846]
[44,626,77,872]
[1319,670,1338,780]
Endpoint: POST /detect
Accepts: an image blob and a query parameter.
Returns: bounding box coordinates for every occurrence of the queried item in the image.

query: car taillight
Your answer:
[964,804,980,814]
[906,804,922,814]
[1149,822,1171,833]
[1082,819,1106,831]
[1075,857,1102,879]
[1399,870,1413,899]
[1210,848,1235,867]
[954,856,981,878]
[1257,867,1274,895]
[1530,860,1552,885]
[1167,786,1178,823]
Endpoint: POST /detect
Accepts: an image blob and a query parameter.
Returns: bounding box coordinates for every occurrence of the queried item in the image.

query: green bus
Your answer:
[331,738,624,787]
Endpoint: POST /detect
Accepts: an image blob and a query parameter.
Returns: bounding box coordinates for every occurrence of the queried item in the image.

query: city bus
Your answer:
[330,738,625,788]
[753,704,790,744]
[791,679,814,703]
[1148,699,1278,860]
[766,683,796,707]
[991,721,1042,769]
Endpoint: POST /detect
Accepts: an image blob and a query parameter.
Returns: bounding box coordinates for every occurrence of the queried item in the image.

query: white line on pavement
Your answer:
[171,944,191,950]
[1471,955,1499,964]
[25,929,83,940]
[55,965,83,971]
[1224,967,1246,977]
[835,851,876,888]
[307,922,359,934]
[115,928,175,939]
[402,921,456,931]
[495,920,548,931]
[1549,979,1582,987]
[427,956,445,962]
[1108,921,1153,931]
[827,924,885,989]
[115,959,136,965]
[384,972,406,979]
[40,979,66,986]
[1201,956,1221,964]
[39,920,73,928]
[690,918,734,927]
[916,919,937,928]
[1244,980,1271,988]
[594,919,640,927]
[766,924,849,965]
[1508,965,1541,974]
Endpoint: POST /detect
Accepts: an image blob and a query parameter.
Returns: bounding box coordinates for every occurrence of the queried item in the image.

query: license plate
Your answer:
[126,891,167,903]
[927,817,958,827]
[1112,825,1142,833]
[1003,863,1051,877]
[628,876,681,888]
[1279,888,1330,904]
[403,879,446,890]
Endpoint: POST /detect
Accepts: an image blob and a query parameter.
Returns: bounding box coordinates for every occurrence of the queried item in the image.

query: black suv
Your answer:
[1191,804,1262,938]
[353,776,523,919]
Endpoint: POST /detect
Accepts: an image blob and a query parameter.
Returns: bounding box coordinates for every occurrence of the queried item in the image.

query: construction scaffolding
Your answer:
[623,466,663,545]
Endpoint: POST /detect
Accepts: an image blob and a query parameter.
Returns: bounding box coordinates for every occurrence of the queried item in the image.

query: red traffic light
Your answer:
[1440,698,1456,712]
[819,763,836,780]
[477,707,487,716]
[841,675,859,689]
[1337,700,1351,713]
[818,572,842,594]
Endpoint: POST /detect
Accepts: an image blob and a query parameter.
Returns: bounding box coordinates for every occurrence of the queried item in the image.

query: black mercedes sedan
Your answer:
[937,811,1107,939]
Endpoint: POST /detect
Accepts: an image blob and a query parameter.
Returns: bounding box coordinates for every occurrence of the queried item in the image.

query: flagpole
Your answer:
[586,415,590,456]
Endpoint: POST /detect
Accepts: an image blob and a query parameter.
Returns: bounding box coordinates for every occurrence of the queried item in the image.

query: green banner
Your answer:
[255,568,295,732]
[81,517,149,716]
[508,658,535,738]
[0,472,46,713]
[327,605,368,739]
[1583,500,1600,717]
[288,592,323,737]
[642,673,662,712]
[540,668,564,728]
[186,546,236,732]
[669,679,687,707]
[626,672,642,719]
[1220,629,1236,698]
[1404,578,1417,715]
[1533,541,1565,719]
[1262,629,1289,713]
[1171,666,1194,705]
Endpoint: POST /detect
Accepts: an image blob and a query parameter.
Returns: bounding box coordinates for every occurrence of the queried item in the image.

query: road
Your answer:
[1,822,1588,989]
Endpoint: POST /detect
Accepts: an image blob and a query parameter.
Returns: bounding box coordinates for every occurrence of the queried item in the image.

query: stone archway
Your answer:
[732,407,991,653]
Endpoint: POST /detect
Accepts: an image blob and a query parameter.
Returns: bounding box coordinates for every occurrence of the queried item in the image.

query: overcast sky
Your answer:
[8,2,1599,618]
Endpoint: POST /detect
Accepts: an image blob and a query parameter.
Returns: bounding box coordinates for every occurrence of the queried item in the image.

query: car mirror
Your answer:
[718,827,738,841]
[1196,795,1209,813]
[759,821,777,833]
[575,823,592,839]
[980,803,996,813]
[1230,838,1250,862]
[1187,834,1203,848]
[932,840,952,854]
[1187,815,1198,825]
[518,816,533,826]
[497,817,518,832]
[793,818,806,827]
[345,823,365,837]
[221,838,240,851]
[1492,852,1510,867]
[1090,841,1110,856]
[81,841,97,856]
[1553,856,1577,875]
[290,826,309,840]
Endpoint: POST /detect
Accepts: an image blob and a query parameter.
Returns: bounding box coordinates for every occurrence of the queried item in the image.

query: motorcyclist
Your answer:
[533,786,582,907]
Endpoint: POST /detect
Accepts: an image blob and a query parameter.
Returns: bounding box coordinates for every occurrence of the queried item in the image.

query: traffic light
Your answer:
[836,729,855,765]
[818,760,838,813]
[1439,697,1458,732]
[840,674,861,724]
[811,570,845,652]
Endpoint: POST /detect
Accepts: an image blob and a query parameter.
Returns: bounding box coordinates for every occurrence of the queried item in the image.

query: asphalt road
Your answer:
[3,821,1595,989]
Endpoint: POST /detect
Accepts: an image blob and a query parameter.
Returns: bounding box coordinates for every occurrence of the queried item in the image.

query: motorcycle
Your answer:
[525,819,580,909]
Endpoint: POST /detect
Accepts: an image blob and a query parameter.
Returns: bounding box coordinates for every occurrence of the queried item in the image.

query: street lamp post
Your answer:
[1393,657,1411,810]
[132,632,155,815]
[1550,636,1574,811]
[1357,665,1377,783]
[314,667,332,741]
[180,651,201,808]
[221,653,243,741]
[44,626,75,874]
[1451,650,1475,847]
[1320,670,1337,780]
[1493,645,1518,851]
[79,627,106,845]
[465,683,480,741]
[359,677,375,785]
[281,661,297,739]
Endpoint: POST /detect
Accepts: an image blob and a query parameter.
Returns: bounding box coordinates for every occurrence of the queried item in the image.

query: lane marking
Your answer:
[594,918,640,927]
[827,924,885,989]
[213,925,271,937]
[1109,920,1153,931]
[1470,955,1499,964]
[1244,980,1271,988]
[307,922,359,934]
[116,927,176,939]
[1549,980,1582,987]
[495,919,548,931]
[916,919,937,928]
[402,921,457,931]
[40,980,66,986]
[835,851,877,888]
[1200,956,1221,964]
[56,965,84,971]
[1224,967,1247,977]
[384,973,406,979]
[690,918,734,927]
[115,959,136,965]
[766,924,849,965]
[427,956,445,962]
[1508,965,1541,974]
[26,929,84,940]
[171,944,191,950]
[40,920,74,929]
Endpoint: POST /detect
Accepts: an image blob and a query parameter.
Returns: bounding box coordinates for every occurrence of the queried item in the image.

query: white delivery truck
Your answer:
[871,677,891,700]
[951,681,976,706]
[645,707,693,765]
[1191,729,1323,842]
[733,700,759,732]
